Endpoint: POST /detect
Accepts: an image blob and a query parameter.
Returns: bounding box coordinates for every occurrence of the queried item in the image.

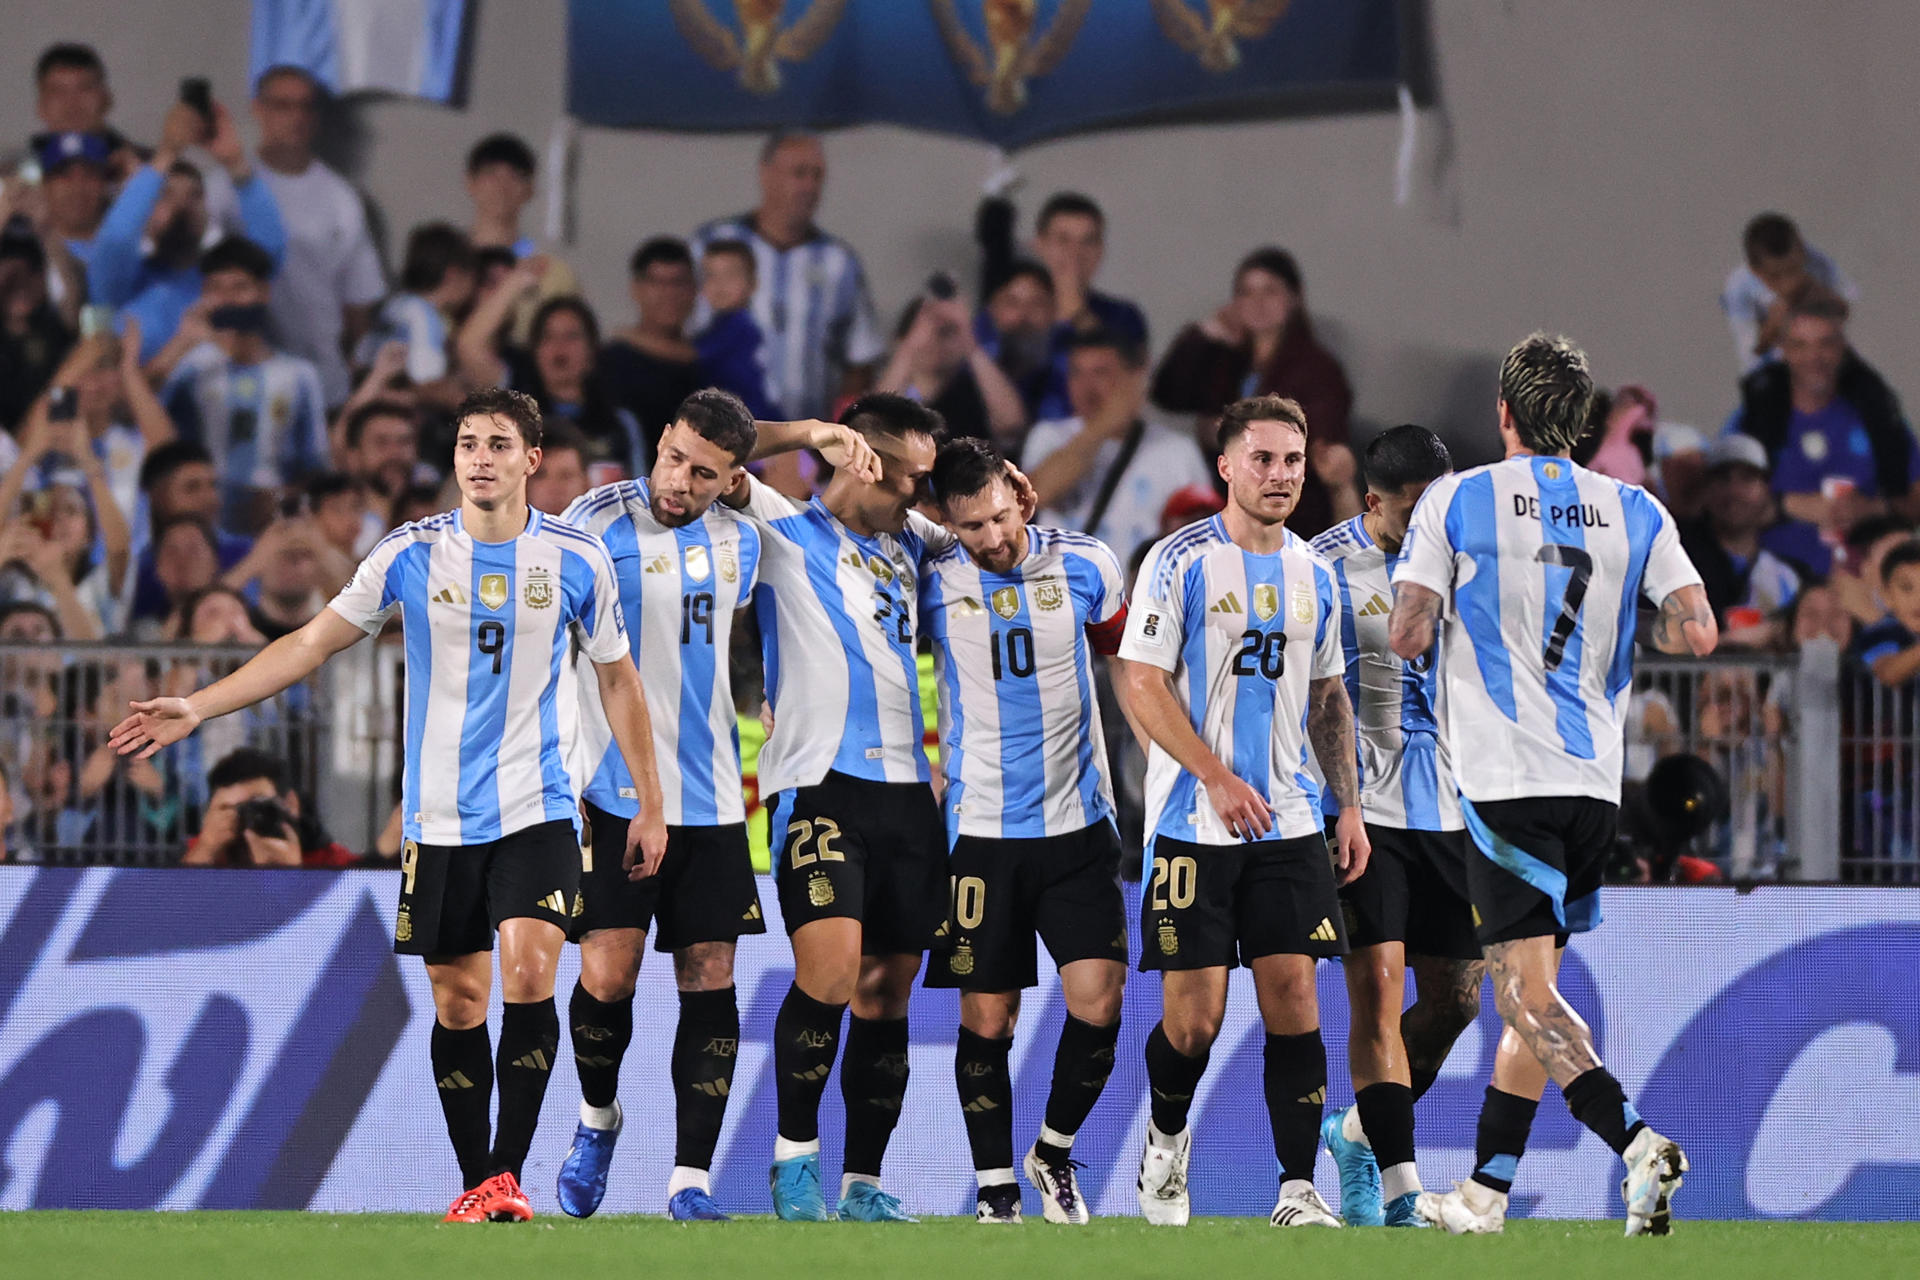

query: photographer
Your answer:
[180,746,354,868]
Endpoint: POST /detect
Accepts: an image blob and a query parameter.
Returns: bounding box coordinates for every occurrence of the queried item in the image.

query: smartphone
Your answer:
[47,386,78,423]
[79,304,115,339]
[180,77,214,125]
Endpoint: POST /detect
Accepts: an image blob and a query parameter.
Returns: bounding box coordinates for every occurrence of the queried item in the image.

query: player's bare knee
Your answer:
[1069,987,1123,1029]
[428,973,488,1028]
[673,942,735,992]
[1163,1007,1223,1055]
[961,997,1019,1040]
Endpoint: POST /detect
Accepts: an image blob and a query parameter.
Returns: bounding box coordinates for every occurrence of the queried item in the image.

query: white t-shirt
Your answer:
[259,159,387,407]
[1020,417,1214,569]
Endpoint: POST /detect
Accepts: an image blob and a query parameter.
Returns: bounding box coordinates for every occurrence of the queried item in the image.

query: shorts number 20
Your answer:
[1147,855,1197,910]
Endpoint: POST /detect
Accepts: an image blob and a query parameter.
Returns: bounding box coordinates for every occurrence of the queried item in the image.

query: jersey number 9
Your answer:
[476,620,505,675]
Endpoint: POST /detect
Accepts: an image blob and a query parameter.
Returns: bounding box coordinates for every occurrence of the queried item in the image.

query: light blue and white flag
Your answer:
[251,0,467,102]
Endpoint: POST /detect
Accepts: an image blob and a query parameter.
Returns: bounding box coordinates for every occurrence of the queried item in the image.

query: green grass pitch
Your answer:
[8,1214,1919,1280]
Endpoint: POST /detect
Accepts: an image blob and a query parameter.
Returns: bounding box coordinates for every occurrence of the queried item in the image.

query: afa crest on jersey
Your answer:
[523,567,554,609]
[1291,582,1314,623]
[1034,579,1065,612]
[478,573,509,611]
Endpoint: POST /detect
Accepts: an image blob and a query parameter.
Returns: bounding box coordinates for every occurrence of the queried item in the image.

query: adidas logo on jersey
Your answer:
[1356,593,1391,617]
[1309,917,1339,943]
[430,584,468,605]
[643,554,672,574]
[1209,591,1244,615]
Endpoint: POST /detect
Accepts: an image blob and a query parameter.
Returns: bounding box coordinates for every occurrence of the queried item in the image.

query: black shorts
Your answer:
[1462,797,1617,946]
[395,819,581,957]
[1140,833,1348,971]
[1339,824,1481,961]
[768,770,947,956]
[575,803,766,951]
[927,820,1129,991]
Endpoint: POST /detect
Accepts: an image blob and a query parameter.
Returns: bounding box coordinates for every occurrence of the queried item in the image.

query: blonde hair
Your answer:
[1499,333,1593,454]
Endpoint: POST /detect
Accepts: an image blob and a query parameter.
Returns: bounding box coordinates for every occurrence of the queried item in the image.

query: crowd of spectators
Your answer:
[2,42,1918,873]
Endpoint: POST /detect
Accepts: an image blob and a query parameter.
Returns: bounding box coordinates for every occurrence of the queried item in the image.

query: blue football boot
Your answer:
[770,1151,833,1221]
[837,1181,917,1222]
[1322,1107,1383,1227]
[555,1101,622,1218]
[668,1187,730,1221]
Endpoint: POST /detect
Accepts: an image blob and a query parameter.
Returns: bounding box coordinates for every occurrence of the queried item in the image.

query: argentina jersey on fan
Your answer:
[1311,514,1462,831]
[326,508,627,845]
[1392,455,1702,805]
[734,476,940,795]
[562,480,762,826]
[1118,516,1345,850]
[918,527,1129,842]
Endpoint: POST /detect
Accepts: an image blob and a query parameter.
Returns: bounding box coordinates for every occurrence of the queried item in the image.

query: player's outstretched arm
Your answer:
[108,607,367,759]
[1645,583,1718,657]
[1120,657,1275,841]
[591,653,671,880]
[1388,582,1443,662]
[746,418,882,479]
[1307,674,1371,885]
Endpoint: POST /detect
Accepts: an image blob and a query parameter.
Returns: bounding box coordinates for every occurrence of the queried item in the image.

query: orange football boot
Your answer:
[475,1170,533,1222]
[443,1185,489,1223]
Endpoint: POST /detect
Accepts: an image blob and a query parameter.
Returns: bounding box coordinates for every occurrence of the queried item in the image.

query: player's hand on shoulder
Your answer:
[1204,768,1275,841]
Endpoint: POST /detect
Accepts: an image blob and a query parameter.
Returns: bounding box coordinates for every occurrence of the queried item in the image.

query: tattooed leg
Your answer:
[1484,938,1600,1088]
[1401,954,1484,1098]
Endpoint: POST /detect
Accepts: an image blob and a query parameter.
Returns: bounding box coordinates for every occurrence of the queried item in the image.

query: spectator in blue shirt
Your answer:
[89,98,284,363]
[1723,290,1920,578]
[694,239,778,420]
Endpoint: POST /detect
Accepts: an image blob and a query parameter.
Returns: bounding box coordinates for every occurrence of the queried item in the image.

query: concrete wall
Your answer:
[7,1,1914,459]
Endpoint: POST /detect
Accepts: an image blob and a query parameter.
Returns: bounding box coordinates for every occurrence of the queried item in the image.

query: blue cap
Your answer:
[34,131,112,172]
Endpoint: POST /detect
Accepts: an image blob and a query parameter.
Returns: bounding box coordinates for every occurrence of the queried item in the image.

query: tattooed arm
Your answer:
[1641,584,1718,656]
[1389,582,1443,662]
[1307,674,1370,884]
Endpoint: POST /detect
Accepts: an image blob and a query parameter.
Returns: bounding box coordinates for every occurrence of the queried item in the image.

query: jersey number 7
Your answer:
[1535,544,1593,672]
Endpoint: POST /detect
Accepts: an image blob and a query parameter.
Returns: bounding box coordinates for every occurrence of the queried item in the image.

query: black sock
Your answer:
[1409,1066,1442,1103]
[1563,1067,1646,1156]
[432,1021,494,1190]
[672,986,741,1171]
[1144,1022,1210,1136]
[1355,1081,1417,1171]
[773,984,845,1144]
[1042,1015,1120,1145]
[955,1027,1013,1176]
[490,998,559,1180]
[568,981,633,1111]
[1262,1030,1326,1184]
[1470,1086,1539,1193]
[840,1015,910,1178]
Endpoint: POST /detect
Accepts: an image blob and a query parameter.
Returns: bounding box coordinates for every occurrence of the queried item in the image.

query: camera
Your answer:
[234,796,295,840]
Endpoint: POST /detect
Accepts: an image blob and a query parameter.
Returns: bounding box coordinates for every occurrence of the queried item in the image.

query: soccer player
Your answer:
[720,394,950,1222]
[918,438,1129,1225]
[1388,334,1716,1236]
[1117,394,1370,1229]
[1310,425,1485,1228]
[108,388,671,1224]
[553,390,877,1221]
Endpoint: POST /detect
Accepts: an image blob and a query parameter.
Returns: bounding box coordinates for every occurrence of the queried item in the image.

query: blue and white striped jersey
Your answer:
[690,215,886,420]
[562,480,763,826]
[1393,456,1702,805]
[736,478,939,795]
[1311,515,1462,832]
[1118,516,1345,849]
[327,508,628,846]
[161,343,328,529]
[919,527,1128,842]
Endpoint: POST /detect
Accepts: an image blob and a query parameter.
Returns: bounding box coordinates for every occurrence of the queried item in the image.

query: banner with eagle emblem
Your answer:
[567,0,1404,147]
